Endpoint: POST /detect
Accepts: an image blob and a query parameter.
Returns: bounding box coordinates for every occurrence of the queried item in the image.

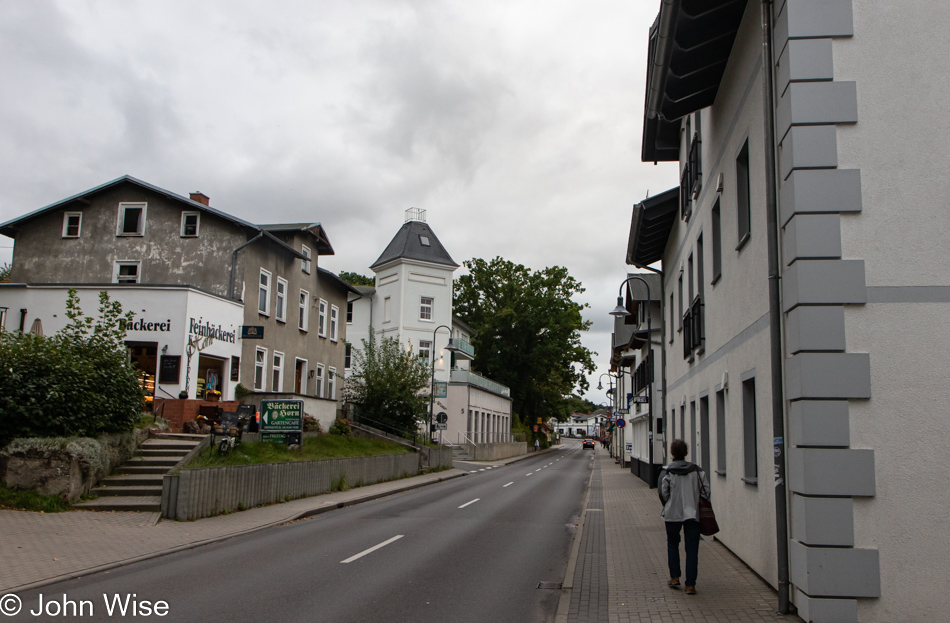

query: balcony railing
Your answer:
[450,369,511,397]
[453,337,475,360]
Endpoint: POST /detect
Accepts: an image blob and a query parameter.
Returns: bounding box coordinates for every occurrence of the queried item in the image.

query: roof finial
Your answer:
[405,207,426,223]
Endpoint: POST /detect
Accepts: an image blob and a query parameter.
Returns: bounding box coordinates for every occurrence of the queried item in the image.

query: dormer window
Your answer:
[62,212,82,238]
[420,235,430,247]
[181,211,200,237]
[117,203,146,236]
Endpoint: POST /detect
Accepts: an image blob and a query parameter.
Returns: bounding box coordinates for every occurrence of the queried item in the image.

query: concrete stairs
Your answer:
[73,434,204,513]
[451,445,474,462]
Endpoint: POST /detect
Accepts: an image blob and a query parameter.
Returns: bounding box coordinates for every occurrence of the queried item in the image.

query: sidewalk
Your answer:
[0,468,468,594]
[559,450,801,623]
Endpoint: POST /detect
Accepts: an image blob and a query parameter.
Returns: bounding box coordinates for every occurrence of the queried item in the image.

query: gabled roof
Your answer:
[370,220,458,271]
[318,268,361,296]
[626,187,679,267]
[260,223,334,255]
[642,0,749,162]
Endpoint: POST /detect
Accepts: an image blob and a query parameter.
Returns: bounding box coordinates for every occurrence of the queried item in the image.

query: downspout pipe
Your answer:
[761,0,790,614]
[229,232,264,300]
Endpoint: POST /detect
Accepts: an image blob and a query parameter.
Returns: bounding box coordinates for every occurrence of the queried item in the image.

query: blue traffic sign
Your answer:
[616,418,626,428]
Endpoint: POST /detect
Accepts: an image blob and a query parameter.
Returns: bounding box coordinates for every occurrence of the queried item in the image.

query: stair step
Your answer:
[93,485,163,497]
[73,496,162,512]
[116,465,173,475]
[139,449,191,458]
[151,433,207,441]
[126,457,181,466]
[140,440,201,450]
[100,474,164,487]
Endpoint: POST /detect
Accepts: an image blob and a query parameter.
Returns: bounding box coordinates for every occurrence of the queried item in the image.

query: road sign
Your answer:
[617,408,630,415]
[631,395,649,404]
[436,411,448,424]
[260,400,303,432]
[616,418,626,429]
[432,422,447,431]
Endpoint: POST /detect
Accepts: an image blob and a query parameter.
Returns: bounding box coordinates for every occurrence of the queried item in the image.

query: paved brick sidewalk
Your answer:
[565,450,801,623]
[0,468,466,594]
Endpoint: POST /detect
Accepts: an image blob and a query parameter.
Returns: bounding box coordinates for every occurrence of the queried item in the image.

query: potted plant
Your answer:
[205,389,221,402]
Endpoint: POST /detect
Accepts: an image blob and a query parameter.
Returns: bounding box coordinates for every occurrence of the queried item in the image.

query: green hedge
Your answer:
[0,290,144,446]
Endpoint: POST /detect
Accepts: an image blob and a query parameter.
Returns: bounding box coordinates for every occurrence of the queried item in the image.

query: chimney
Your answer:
[190,192,210,206]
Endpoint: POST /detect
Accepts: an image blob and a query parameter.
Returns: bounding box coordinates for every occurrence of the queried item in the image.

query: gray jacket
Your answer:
[658,461,710,523]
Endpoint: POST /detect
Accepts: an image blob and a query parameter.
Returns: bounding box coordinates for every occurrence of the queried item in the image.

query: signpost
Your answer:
[260,399,303,448]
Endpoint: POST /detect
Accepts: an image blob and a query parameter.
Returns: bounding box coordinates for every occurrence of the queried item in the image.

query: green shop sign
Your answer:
[260,400,303,432]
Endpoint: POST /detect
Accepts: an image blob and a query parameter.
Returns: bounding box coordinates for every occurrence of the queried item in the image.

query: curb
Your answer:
[554,449,596,623]
[3,470,468,595]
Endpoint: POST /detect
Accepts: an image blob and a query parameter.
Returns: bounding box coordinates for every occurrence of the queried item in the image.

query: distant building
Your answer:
[346,209,513,445]
[0,175,355,428]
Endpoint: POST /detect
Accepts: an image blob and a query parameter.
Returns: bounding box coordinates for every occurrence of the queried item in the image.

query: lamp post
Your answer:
[597,371,620,455]
[610,275,656,487]
[427,324,458,444]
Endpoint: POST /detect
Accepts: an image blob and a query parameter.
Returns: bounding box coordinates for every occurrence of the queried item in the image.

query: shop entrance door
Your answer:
[197,354,227,400]
[127,342,157,409]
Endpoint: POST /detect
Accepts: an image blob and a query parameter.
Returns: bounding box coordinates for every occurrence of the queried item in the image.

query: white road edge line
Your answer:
[503,482,514,487]
[458,498,480,509]
[341,535,404,564]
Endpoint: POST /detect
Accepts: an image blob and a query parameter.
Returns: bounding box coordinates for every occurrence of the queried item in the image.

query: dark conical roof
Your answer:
[370,220,458,270]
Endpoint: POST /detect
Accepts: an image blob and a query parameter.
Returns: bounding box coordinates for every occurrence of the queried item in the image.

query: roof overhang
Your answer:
[626,187,679,267]
[641,0,749,162]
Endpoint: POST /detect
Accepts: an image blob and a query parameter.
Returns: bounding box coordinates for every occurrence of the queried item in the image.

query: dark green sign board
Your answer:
[260,400,303,432]
[261,432,302,445]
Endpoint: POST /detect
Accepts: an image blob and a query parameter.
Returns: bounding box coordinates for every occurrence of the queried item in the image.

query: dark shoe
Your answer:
[685,586,696,595]
[667,578,681,588]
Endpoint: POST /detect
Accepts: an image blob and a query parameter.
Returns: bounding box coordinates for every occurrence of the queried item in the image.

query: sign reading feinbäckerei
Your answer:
[260,400,303,432]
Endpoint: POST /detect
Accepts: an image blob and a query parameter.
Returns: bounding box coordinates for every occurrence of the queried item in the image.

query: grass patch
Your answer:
[0,485,71,512]
[183,434,413,469]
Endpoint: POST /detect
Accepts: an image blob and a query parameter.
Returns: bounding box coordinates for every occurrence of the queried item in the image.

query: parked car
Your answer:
[582,439,595,449]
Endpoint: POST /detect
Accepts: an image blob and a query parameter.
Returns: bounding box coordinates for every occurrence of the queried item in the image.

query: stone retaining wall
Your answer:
[461,442,528,461]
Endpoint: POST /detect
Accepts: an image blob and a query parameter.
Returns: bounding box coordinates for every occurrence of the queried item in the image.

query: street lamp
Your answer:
[427,324,459,444]
[609,275,656,487]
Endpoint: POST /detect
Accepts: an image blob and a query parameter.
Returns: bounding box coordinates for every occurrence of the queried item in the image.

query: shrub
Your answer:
[234,383,252,401]
[0,290,144,446]
[329,418,351,437]
[303,414,323,433]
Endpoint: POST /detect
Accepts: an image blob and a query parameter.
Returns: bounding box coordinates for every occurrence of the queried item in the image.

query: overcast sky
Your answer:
[0,0,678,405]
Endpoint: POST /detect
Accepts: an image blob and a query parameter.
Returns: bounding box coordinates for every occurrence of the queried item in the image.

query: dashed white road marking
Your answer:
[503,482,514,488]
[458,498,480,509]
[341,535,404,564]
[526,473,533,477]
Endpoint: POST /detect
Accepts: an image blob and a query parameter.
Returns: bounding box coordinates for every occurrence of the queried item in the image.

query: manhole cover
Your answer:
[537,582,562,590]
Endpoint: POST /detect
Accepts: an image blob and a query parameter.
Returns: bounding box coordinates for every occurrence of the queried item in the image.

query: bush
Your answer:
[303,414,323,433]
[329,418,351,437]
[234,383,252,401]
[0,290,144,446]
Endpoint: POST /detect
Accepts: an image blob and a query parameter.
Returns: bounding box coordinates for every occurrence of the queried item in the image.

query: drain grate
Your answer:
[537,581,562,590]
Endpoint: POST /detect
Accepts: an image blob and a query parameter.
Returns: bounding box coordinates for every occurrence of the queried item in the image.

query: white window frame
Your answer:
[329,305,339,341]
[344,343,352,370]
[275,277,288,323]
[327,367,337,400]
[346,301,353,324]
[315,364,325,397]
[62,212,82,238]
[301,245,311,274]
[318,299,328,337]
[258,269,271,315]
[294,358,308,394]
[180,211,200,237]
[298,289,309,331]
[272,351,284,392]
[113,260,141,284]
[116,202,147,236]
[420,296,434,321]
[418,340,432,361]
[255,347,268,390]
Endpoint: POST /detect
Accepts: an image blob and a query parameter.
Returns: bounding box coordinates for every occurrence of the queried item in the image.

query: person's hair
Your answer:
[670,439,688,460]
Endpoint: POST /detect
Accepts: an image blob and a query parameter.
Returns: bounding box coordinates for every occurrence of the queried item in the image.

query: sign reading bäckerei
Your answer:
[119,318,172,332]
[188,317,236,343]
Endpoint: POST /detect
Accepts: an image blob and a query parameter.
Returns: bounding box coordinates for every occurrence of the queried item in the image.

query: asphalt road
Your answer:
[14,442,594,623]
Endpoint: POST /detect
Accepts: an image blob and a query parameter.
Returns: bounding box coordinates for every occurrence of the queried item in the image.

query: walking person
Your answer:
[658,439,710,595]
[534,438,540,452]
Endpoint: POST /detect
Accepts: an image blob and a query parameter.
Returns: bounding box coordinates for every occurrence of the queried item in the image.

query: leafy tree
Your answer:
[0,290,144,446]
[454,257,596,426]
[560,395,599,419]
[338,271,375,287]
[343,328,431,436]
[0,263,10,283]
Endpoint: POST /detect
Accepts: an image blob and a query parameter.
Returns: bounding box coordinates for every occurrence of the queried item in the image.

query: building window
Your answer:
[711,200,722,282]
[716,388,726,475]
[344,343,352,370]
[383,297,391,323]
[328,367,337,400]
[255,347,267,390]
[420,296,433,321]
[315,364,325,397]
[301,245,311,274]
[736,140,751,249]
[272,352,284,392]
[180,211,200,237]
[62,212,82,238]
[420,235,431,246]
[742,375,758,484]
[113,261,141,284]
[418,340,432,361]
[318,299,328,337]
[117,203,146,236]
[346,301,353,324]
[298,289,309,331]
[330,305,339,341]
[677,273,683,331]
[275,278,287,323]
[669,293,675,344]
[258,270,271,315]
[294,359,308,394]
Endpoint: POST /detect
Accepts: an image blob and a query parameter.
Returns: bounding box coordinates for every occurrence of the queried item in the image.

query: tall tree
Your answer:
[338,271,375,287]
[454,257,596,425]
[343,328,431,436]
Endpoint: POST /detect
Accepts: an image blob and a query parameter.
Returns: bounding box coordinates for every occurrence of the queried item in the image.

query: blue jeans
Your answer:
[666,520,701,586]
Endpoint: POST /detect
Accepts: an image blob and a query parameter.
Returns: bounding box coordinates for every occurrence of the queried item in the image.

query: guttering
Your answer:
[645,0,682,121]
[760,0,790,613]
